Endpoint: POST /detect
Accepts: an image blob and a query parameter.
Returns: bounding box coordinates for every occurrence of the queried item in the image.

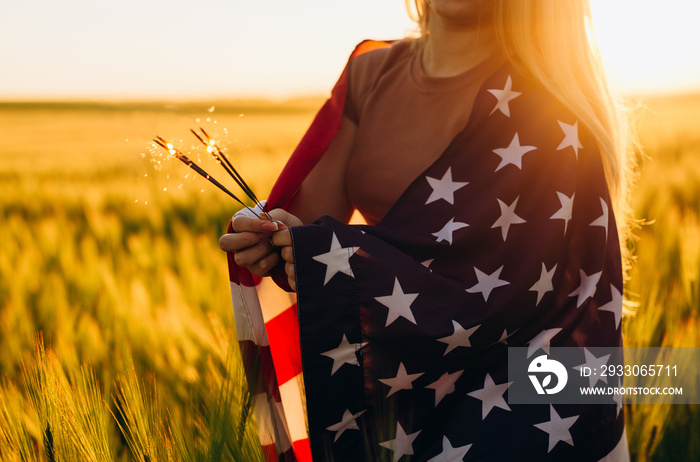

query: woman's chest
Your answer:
[345,92,473,224]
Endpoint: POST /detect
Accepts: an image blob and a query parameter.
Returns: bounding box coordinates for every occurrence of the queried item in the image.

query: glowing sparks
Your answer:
[152,132,269,219]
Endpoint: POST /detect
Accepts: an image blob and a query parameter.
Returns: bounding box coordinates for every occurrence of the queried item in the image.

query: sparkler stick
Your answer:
[152,136,259,217]
[190,128,273,221]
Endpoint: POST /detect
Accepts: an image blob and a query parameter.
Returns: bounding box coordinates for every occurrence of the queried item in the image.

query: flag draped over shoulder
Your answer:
[227,40,627,462]
[226,41,389,462]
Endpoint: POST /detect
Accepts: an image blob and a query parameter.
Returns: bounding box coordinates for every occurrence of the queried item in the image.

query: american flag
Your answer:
[227,40,626,462]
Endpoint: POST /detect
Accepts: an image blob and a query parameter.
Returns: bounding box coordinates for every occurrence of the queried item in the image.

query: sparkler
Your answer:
[189,127,272,221]
[152,134,268,219]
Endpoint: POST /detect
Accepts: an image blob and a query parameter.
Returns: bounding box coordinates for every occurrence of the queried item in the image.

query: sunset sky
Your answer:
[1,0,699,100]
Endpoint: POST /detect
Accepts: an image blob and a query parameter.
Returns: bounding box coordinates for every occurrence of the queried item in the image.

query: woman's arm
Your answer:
[284,116,357,224]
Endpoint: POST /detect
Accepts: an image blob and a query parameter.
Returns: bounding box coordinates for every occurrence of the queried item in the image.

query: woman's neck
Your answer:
[421,15,498,78]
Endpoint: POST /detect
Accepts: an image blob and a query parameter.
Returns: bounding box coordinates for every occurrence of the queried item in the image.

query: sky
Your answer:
[1,0,700,100]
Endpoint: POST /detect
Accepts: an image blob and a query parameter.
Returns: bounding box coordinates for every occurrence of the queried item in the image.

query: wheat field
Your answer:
[0,95,698,461]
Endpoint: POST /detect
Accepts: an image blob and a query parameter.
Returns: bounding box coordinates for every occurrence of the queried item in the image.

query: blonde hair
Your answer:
[407,0,636,269]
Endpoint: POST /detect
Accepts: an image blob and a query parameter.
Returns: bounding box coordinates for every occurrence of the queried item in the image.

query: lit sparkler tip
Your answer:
[151,128,257,211]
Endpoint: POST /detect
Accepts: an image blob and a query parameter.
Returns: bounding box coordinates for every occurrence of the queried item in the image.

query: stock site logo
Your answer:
[528,355,568,394]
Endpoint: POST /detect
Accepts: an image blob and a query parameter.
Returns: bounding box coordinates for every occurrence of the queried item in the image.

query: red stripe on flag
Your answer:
[265,305,302,385]
[260,345,282,402]
[261,444,277,462]
[227,252,257,287]
[293,438,313,462]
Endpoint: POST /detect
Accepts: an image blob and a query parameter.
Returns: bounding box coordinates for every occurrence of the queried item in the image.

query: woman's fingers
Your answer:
[222,208,301,285]
[271,229,295,290]
[271,229,292,248]
[280,245,294,264]
[248,252,281,277]
[232,215,272,233]
[269,209,304,228]
[234,240,280,276]
[285,262,296,291]
[233,239,276,267]
[219,230,269,252]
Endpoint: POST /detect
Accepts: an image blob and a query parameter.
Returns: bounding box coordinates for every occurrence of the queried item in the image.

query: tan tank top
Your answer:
[344,39,505,224]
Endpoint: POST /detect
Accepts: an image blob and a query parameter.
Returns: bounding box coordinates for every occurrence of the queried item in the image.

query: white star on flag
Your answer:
[425,167,469,205]
[598,284,623,329]
[590,197,609,240]
[321,334,362,375]
[487,75,521,117]
[526,328,562,357]
[432,217,469,245]
[466,265,509,302]
[466,373,512,420]
[326,409,366,442]
[613,384,623,417]
[530,263,558,306]
[492,196,527,240]
[569,269,602,308]
[573,348,611,387]
[312,232,359,285]
[557,120,583,159]
[375,277,420,327]
[550,191,575,234]
[438,320,480,355]
[486,328,519,348]
[533,405,579,453]
[427,435,472,462]
[379,362,424,397]
[426,370,463,406]
[492,133,537,172]
[379,421,421,462]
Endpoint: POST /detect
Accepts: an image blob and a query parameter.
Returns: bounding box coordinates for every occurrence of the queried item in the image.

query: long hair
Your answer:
[407,0,636,272]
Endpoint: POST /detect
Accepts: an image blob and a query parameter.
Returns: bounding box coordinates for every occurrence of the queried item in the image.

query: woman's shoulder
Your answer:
[347,39,416,87]
[348,38,415,68]
[344,38,417,123]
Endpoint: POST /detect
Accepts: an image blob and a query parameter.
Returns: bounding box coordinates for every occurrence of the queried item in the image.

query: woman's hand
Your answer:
[219,209,302,278]
[271,228,295,291]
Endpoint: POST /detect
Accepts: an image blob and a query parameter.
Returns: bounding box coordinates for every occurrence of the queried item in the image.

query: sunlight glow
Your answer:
[0,1,698,98]
[591,0,700,94]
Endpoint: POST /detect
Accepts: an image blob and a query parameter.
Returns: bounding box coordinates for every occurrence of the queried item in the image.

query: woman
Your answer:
[221,1,632,460]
